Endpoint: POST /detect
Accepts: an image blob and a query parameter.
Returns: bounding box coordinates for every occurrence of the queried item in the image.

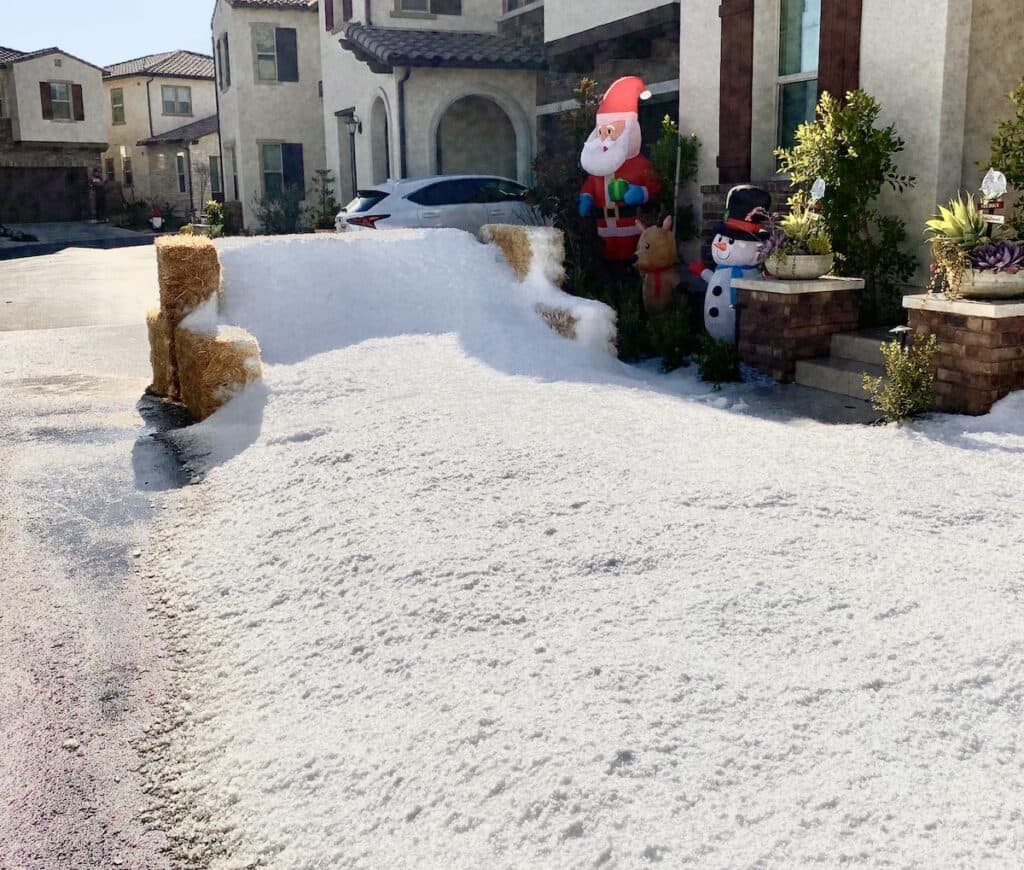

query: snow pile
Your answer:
[144,232,1024,868]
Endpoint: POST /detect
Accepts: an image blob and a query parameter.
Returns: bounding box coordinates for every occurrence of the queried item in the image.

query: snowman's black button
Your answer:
[709,307,720,318]
[712,287,723,297]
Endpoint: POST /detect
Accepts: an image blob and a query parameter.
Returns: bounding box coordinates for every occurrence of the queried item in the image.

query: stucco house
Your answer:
[0,46,107,222]
[103,51,219,220]
[212,0,327,230]
[678,0,1024,273]
[321,0,544,204]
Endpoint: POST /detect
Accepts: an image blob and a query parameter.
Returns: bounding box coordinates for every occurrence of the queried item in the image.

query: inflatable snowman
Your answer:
[688,185,771,344]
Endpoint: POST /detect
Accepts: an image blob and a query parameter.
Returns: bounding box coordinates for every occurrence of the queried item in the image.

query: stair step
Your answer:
[795,357,884,401]
[830,327,895,366]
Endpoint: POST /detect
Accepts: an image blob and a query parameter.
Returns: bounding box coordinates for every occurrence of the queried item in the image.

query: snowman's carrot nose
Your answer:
[713,241,728,251]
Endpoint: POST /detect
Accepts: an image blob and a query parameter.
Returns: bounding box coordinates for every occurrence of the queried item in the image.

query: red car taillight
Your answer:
[345,214,390,229]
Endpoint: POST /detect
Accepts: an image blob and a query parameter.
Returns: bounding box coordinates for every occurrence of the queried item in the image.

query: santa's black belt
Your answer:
[603,205,640,219]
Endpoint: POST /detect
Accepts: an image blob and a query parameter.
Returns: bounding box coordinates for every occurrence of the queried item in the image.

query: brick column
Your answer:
[734,277,863,381]
[904,295,1024,416]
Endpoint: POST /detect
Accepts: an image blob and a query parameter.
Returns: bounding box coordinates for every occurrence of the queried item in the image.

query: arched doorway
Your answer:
[371,97,391,184]
[435,96,517,180]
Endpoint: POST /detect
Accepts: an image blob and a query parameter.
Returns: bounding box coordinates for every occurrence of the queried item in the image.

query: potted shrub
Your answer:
[760,194,834,280]
[926,192,1024,299]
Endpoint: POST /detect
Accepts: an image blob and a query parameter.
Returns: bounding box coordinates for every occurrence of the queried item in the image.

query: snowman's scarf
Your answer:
[714,265,751,305]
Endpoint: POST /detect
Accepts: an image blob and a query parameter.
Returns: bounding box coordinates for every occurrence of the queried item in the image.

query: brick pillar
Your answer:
[736,277,863,381]
[905,296,1024,415]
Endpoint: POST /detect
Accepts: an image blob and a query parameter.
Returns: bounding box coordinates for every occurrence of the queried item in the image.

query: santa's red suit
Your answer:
[580,157,663,261]
[579,76,663,261]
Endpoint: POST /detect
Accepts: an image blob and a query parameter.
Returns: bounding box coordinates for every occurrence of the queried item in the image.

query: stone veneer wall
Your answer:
[908,306,1024,416]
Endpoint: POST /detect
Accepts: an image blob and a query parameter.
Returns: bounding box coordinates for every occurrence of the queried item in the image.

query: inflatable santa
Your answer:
[579,77,662,261]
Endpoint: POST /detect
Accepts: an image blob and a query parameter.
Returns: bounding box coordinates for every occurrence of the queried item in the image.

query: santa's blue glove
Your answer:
[623,184,648,207]
[578,193,594,217]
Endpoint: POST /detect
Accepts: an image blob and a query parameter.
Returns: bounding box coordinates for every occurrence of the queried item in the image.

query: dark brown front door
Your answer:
[0,167,91,223]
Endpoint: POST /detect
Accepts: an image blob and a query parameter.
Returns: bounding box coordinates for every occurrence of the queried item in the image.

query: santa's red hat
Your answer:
[596,76,653,123]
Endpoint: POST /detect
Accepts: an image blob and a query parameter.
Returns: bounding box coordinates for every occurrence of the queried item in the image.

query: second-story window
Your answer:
[162,85,192,116]
[49,82,72,120]
[254,25,299,83]
[397,0,462,14]
[111,88,125,124]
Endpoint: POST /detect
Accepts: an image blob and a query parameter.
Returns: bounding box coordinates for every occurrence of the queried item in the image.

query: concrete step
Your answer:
[794,356,884,401]
[829,327,895,367]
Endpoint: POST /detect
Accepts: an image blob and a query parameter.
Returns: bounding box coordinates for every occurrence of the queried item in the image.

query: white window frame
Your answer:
[161,85,192,116]
[774,0,820,151]
[260,142,284,195]
[176,153,188,194]
[111,87,125,125]
[253,24,279,82]
[49,81,72,121]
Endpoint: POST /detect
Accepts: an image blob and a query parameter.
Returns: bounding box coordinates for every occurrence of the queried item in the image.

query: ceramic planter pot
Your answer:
[764,252,835,280]
[960,269,1024,299]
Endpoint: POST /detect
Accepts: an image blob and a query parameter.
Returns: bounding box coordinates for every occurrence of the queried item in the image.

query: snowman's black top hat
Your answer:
[713,185,772,242]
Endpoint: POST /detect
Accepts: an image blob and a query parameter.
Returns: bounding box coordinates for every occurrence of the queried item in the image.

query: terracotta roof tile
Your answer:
[226,0,317,9]
[105,50,214,80]
[341,24,547,72]
[0,46,25,63]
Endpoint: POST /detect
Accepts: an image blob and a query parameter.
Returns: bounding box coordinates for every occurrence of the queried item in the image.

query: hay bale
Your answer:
[155,235,221,323]
[480,225,565,284]
[176,324,262,422]
[146,308,177,398]
[535,304,578,340]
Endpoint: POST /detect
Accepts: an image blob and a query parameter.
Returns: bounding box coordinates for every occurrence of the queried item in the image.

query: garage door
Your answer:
[0,167,90,223]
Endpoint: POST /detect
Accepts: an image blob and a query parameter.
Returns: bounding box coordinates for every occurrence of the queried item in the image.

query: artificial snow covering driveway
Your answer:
[146,232,1024,869]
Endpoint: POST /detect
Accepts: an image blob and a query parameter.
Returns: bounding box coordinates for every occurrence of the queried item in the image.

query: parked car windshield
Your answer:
[344,191,388,213]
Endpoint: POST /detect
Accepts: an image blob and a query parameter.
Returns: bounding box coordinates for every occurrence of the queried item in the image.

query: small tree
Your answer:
[988,78,1024,237]
[312,169,340,229]
[777,90,917,324]
[194,163,211,216]
[649,116,700,241]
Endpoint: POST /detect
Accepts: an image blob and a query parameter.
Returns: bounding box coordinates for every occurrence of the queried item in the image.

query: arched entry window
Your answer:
[371,97,391,184]
[436,95,517,180]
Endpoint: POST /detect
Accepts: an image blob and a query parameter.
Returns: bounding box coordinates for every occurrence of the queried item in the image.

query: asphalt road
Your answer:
[0,247,175,868]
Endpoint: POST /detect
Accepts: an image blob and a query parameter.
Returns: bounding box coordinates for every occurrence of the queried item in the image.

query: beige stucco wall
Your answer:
[214,0,326,229]
[962,0,1023,192]
[102,75,217,204]
[361,0,501,32]
[9,53,107,146]
[677,1,720,259]
[545,0,677,42]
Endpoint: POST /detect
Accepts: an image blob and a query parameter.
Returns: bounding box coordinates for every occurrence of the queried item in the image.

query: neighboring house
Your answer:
[322,0,544,204]
[678,0,1024,275]
[102,50,219,220]
[212,0,327,230]
[537,0,679,155]
[0,46,107,222]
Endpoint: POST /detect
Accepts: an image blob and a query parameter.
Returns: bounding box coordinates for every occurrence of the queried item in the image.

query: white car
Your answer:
[335,174,538,234]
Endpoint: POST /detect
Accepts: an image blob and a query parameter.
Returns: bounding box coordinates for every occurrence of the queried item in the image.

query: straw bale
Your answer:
[535,304,578,340]
[146,308,178,398]
[155,235,222,323]
[176,324,262,422]
[480,225,566,284]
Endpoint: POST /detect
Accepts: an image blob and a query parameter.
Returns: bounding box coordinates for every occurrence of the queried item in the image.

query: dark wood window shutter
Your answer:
[72,84,85,121]
[275,28,299,82]
[432,0,462,14]
[325,0,334,31]
[224,34,231,87]
[40,82,53,119]
[342,0,353,21]
[717,0,755,184]
[818,0,863,103]
[282,143,305,190]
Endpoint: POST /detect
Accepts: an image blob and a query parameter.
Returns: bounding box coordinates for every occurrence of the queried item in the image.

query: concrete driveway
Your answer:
[0,247,174,868]
[0,222,156,261]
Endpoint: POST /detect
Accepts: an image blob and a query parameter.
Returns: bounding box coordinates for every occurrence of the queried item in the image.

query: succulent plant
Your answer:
[971,241,1024,274]
[925,193,988,251]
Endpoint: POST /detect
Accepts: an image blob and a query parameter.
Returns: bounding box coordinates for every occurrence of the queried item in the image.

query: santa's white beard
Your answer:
[580,127,635,177]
